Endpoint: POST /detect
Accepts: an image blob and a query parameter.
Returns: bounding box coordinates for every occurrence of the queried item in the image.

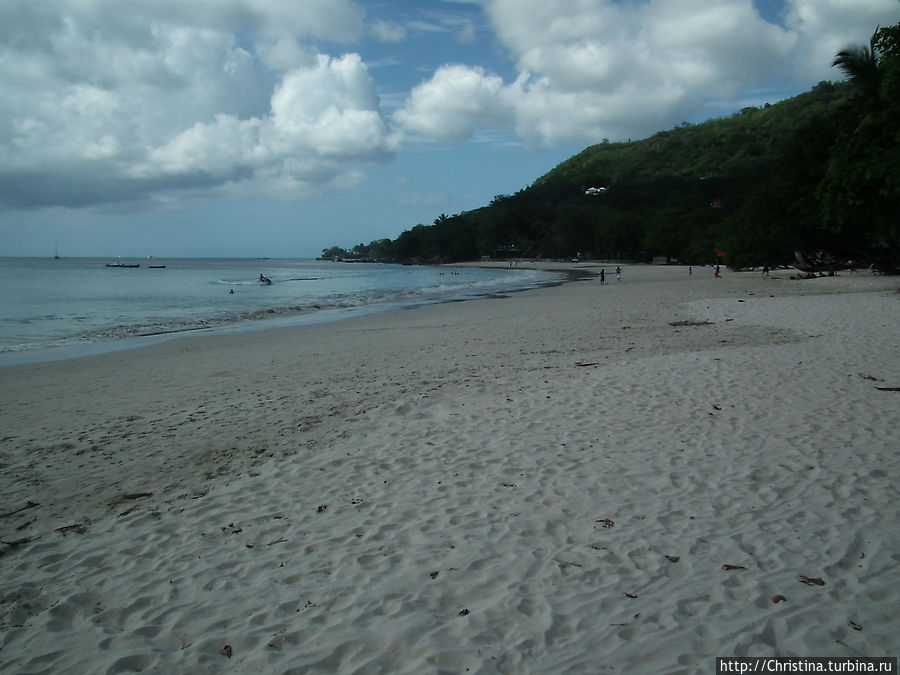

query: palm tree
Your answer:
[832,31,883,110]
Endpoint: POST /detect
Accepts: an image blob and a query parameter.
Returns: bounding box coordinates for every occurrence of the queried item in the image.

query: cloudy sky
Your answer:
[1,0,897,258]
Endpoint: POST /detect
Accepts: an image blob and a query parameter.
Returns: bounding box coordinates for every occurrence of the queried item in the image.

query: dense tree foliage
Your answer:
[816,22,900,271]
[326,22,899,271]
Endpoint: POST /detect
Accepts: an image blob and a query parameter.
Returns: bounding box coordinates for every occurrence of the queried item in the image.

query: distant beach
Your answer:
[1,263,898,673]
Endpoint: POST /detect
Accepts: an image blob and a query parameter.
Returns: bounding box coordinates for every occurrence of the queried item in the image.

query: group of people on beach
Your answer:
[601,263,738,281]
[599,266,622,284]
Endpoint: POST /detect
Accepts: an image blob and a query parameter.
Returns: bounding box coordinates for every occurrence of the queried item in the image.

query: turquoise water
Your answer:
[0,257,558,364]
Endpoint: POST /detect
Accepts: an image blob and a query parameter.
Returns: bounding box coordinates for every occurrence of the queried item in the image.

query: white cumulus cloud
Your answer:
[394,0,898,147]
[785,0,900,82]
[394,65,512,143]
[0,0,394,210]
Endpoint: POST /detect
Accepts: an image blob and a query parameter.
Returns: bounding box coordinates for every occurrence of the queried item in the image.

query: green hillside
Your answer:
[326,23,899,271]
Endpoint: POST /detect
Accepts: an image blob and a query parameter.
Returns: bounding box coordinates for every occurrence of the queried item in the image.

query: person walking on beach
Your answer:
[714,265,721,279]
[600,269,605,284]
[615,266,622,281]
[689,266,692,276]
[762,264,769,277]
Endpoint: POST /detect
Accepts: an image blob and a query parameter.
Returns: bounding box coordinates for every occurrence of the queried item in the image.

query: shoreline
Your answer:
[2,263,898,672]
[0,263,564,369]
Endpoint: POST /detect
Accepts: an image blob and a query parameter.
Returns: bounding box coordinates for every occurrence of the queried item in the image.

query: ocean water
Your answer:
[0,257,559,365]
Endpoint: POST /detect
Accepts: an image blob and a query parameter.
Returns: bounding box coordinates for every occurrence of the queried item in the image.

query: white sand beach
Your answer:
[1,264,898,674]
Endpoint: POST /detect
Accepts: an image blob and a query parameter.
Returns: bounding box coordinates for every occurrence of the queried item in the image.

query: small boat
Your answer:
[106,262,140,268]
[148,265,166,269]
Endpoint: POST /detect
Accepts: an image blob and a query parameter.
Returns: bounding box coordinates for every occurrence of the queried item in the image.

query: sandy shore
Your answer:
[1,264,898,673]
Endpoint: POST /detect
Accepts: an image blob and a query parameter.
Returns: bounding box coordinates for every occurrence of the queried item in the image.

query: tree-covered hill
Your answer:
[325,23,899,271]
